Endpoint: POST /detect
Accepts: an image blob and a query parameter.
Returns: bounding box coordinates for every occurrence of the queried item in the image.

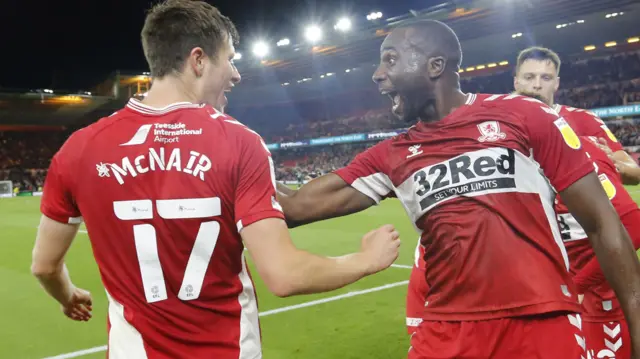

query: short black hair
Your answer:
[400,20,463,69]
[141,0,239,78]
[516,47,561,75]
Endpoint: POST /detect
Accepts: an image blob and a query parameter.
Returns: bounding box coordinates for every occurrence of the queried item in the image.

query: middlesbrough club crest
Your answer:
[477,121,507,142]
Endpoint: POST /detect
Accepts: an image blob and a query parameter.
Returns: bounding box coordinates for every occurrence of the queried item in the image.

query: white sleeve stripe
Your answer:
[351,173,394,204]
[68,216,83,224]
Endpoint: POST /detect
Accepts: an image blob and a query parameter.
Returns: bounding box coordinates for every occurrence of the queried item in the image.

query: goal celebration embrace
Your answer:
[2,0,640,358]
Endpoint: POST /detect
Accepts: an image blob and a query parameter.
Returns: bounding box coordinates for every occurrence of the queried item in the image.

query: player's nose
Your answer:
[231,64,241,84]
[533,77,542,89]
[372,65,386,84]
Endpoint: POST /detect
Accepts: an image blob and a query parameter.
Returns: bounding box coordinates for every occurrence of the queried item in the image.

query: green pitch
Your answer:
[2,188,640,359]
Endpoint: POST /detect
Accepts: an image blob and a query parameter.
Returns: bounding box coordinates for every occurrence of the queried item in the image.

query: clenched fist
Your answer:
[360,224,401,275]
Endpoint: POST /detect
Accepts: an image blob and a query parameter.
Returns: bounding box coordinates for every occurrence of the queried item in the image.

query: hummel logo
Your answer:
[407,145,423,159]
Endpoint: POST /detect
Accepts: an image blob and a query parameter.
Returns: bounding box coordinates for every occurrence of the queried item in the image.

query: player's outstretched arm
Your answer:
[594,138,640,185]
[560,173,640,353]
[614,159,640,185]
[242,218,400,297]
[277,173,376,228]
[31,215,93,321]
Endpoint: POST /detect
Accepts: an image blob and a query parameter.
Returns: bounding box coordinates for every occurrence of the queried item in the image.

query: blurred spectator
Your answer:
[2,50,640,186]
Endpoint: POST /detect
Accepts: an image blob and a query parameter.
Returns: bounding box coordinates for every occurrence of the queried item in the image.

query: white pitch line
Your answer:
[42,346,108,359]
[391,264,413,269]
[41,280,409,359]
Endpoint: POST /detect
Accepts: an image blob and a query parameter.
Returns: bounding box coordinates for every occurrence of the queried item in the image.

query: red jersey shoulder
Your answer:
[477,93,555,118]
[558,105,621,147]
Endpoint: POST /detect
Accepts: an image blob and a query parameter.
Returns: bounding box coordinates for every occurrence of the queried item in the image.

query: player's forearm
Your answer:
[279,174,374,228]
[619,166,640,186]
[33,263,74,306]
[271,252,371,297]
[574,218,640,292]
[276,182,297,196]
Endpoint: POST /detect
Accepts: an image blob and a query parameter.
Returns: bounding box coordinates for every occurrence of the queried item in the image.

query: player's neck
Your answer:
[421,86,467,123]
[141,77,201,108]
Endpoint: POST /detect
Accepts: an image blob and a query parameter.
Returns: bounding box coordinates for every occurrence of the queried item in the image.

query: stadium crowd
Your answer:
[1,51,640,187]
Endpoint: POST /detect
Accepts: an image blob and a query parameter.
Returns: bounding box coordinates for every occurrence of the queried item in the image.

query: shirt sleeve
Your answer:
[333,141,395,204]
[576,111,624,152]
[523,100,595,192]
[234,130,285,232]
[40,145,82,224]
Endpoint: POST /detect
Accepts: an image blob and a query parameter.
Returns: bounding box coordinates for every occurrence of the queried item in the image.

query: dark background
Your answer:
[0,0,443,90]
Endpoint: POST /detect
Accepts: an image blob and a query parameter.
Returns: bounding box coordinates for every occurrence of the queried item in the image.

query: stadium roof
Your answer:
[0,0,638,127]
[233,0,639,86]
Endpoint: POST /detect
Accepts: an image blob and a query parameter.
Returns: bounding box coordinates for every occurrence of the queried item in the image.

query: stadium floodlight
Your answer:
[367,12,383,21]
[605,41,617,48]
[628,37,640,44]
[334,17,352,32]
[499,61,509,66]
[304,25,323,43]
[345,69,351,73]
[326,72,335,76]
[43,89,53,94]
[277,38,290,47]
[577,20,585,23]
[252,42,269,58]
[511,32,522,38]
[584,45,596,51]
[487,63,497,68]
[233,52,242,60]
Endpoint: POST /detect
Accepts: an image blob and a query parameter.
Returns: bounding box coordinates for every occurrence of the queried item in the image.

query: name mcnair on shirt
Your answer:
[98,147,212,185]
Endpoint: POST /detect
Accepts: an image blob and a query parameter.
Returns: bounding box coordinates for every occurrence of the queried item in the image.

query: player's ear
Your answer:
[554,76,560,92]
[189,47,206,78]
[428,56,446,79]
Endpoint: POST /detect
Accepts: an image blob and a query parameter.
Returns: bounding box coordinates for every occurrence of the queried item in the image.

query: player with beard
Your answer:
[277,20,640,358]
[513,46,640,184]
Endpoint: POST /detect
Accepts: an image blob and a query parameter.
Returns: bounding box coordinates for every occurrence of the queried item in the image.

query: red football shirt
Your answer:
[555,136,638,321]
[41,99,284,358]
[554,104,623,153]
[335,93,593,321]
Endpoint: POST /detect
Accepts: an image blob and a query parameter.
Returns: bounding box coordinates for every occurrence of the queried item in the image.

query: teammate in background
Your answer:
[277,20,640,358]
[555,135,640,359]
[30,1,401,358]
[513,46,640,184]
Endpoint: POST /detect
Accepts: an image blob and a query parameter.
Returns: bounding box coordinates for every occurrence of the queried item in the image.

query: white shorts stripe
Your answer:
[106,291,148,358]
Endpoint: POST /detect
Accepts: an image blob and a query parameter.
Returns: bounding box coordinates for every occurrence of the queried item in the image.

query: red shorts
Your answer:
[406,264,428,334]
[408,314,586,359]
[584,318,630,359]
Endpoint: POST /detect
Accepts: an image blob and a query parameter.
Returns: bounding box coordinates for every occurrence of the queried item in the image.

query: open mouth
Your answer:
[382,90,401,114]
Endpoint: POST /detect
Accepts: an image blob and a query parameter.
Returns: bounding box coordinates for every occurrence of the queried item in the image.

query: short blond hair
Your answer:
[516,47,561,75]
